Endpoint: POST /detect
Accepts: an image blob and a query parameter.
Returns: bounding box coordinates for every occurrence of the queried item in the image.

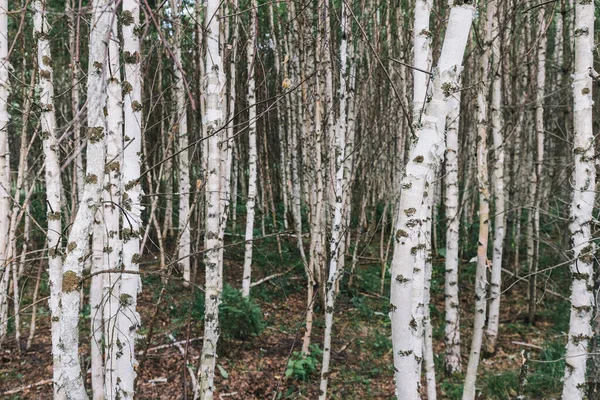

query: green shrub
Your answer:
[483,370,518,399]
[285,346,322,381]
[192,284,266,340]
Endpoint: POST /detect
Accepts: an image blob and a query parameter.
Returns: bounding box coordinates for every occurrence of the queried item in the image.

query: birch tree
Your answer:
[390,3,474,397]
[463,1,495,398]
[103,5,123,397]
[117,2,143,398]
[485,3,504,353]
[0,0,10,344]
[34,0,63,395]
[199,0,226,396]
[319,0,350,395]
[412,0,432,122]
[241,0,257,298]
[170,0,192,285]
[444,88,461,374]
[562,3,595,398]
[527,7,546,324]
[57,0,110,396]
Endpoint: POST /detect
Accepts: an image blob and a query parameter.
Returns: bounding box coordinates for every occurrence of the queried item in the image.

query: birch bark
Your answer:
[118,1,143,397]
[444,87,461,375]
[199,0,226,396]
[34,0,63,395]
[562,3,595,398]
[528,7,546,324]
[412,0,432,123]
[390,4,474,398]
[485,0,505,354]
[0,0,10,344]
[103,6,123,398]
[319,0,350,395]
[241,0,257,298]
[170,0,191,284]
[463,2,495,398]
[57,0,110,397]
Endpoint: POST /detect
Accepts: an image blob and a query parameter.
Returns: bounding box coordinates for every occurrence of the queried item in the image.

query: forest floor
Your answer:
[0,231,569,399]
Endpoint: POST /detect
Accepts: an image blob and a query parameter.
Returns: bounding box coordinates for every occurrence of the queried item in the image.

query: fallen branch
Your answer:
[168,334,199,398]
[512,341,543,350]
[2,379,53,395]
[250,267,294,288]
[138,336,203,354]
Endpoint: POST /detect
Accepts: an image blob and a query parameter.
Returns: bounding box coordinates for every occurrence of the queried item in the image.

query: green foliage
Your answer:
[220,284,266,340]
[538,297,570,333]
[369,330,392,358]
[192,284,266,340]
[526,341,565,397]
[480,340,566,399]
[440,380,464,400]
[483,370,519,399]
[285,346,322,381]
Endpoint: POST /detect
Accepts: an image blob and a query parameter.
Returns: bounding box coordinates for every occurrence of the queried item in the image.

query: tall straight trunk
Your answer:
[285,0,307,268]
[409,0,432,383]
[270,3,289,230]
[57,0,110,397]
[412,0,432,122]
[103,7,123,398]
[241,0,257,298]
[69,0,83,206]
[34,0,63,393]
[528,7,546,324]
[8,57,35,352]
[118,1,143,397]
[390,4,474,397]
[485,0,505,353]
[170,0,191,284]
[319,0,350,396]
[463,2,495,398]
[227,0,239,229]
[562,3,595,398]
[0,0,10,344]
[444,88,462,375]
[199,0,226,397]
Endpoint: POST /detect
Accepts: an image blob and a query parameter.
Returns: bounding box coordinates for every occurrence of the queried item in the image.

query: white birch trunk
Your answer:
[444,88,462,375]
[170,0,191,285]
[199,0,226,397]
[103,8,123,398]
[463,2,495,398]
[57,0,110,397]
[34,1,63,394]
[390,5,474,398]
[227,0,239,230]
[69,0,83,206]
[562,4,595,398]
[412,0,432,122]
[319,0,349,396]
[241,0,257,298]
[0,0,10,344]
[528,7,546,324]
[485,0,505,354]
[118,2,143,397]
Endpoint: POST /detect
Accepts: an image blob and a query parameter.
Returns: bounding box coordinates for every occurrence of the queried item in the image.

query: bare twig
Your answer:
[1,379,53,395]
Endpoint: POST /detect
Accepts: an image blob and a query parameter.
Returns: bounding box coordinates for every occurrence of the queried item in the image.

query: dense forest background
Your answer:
[0,0,599,399]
